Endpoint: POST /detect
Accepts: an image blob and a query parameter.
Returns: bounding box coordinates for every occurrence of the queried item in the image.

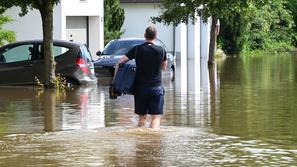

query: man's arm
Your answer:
[113,55,130,78]
[161,48,167,70]
[161,60,167,70]
[118,55,130,65]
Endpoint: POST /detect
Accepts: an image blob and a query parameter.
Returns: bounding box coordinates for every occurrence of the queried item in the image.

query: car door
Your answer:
[33,43,72,82]
[0,43,36,85]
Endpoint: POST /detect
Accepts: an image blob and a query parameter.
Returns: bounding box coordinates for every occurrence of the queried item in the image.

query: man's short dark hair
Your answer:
[145,26,157,40]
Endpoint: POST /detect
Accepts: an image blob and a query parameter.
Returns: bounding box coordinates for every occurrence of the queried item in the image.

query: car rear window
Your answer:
[0,44,34,63]
[80,45,93,62]
[53,46,70,57]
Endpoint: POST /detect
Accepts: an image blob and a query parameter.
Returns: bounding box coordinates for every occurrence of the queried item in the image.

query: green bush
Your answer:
[285,0,297,46]
[104,0,125,45]
[219,0,296,55]
[0,15,16,46]
[218,13,248,55]
[244,1,295,52]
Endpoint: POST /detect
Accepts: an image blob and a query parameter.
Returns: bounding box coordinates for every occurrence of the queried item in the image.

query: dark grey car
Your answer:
[94,38,175,79]
[0,40,97,85]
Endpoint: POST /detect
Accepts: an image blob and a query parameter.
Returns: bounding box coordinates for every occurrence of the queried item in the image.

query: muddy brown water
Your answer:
[0,54,297,166]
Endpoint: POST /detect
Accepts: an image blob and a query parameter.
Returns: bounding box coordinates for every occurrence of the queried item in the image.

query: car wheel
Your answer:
[65,78,79,87]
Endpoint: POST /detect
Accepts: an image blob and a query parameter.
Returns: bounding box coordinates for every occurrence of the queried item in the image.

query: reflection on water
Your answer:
[1,54,297,166]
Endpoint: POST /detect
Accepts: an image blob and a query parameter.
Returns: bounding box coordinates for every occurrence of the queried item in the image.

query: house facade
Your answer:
[4,0,104,60]
[120,0,174,53]
[120,0,212,93]
[120,0,211,58]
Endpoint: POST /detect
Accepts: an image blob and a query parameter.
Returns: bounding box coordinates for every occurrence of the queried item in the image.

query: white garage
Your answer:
[4,0,104,60]
[66,16,88,45]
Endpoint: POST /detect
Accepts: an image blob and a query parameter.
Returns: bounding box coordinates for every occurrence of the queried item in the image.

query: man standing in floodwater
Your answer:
[118,26,167,129]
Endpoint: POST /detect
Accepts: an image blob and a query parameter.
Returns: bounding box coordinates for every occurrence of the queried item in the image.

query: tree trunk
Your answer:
[40,0,56,88]
[208,16,218,66]
[44,89,56,132]
[208,62,219,128]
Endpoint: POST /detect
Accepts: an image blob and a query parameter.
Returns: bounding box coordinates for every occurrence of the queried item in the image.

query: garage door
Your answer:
[66,16,88,45]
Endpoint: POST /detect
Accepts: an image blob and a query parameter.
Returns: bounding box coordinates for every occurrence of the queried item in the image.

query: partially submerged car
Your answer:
[93,38,175,79]
[0,40,97,86]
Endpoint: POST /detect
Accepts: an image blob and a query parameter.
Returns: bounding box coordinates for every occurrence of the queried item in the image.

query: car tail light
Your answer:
[76,57,89,74]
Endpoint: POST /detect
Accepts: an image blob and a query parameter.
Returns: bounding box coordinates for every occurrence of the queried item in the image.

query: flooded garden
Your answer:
[1,54,297,166]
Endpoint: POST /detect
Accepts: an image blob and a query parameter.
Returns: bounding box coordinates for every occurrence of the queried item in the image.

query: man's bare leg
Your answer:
[150,115,161,129]
[138,115,147,127]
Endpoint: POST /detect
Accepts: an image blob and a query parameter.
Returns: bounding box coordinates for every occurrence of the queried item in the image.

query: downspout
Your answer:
[86,16,89,47]
[173,26,176,57]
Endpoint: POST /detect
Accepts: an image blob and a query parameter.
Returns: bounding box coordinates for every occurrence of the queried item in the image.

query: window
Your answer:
[0,44,34,63]
[37,45,70,59]
[103,40,144,55]
[80,45,92,62]
[53,46,70,57]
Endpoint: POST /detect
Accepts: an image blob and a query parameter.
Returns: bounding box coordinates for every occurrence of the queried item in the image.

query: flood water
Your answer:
[1,54,297,166]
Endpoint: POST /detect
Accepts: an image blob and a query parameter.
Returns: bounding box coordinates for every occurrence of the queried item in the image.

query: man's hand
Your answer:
[118,55,130,65]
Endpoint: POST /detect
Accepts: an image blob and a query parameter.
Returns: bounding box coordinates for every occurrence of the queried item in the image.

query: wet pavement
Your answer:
[1,55,297,166]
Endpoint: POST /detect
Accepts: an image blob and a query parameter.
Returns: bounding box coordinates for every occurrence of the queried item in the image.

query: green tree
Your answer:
[153,0,267,64]
[1,0,59,88]
[218,12,248,55]
[104,0,125,44]
[245,0,295,51]
[284,0,297,46]
[0,14,16,45]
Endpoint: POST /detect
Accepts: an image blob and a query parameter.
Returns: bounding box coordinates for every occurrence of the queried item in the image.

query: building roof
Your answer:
[120,0,160,3]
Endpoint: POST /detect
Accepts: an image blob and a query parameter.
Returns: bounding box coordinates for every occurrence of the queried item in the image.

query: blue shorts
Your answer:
[134,85,165,115]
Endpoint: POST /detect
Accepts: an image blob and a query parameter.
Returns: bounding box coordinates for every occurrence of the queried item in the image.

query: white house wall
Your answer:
[200,18,211,60]
[88,16,102,59]
[187,19,201,94]
[61,0,104,58]
[54,4,63,40]
[120,3,174,52]
[3,5,62,41]
[66,16,88,44]
[174,23,188,93]
[61,0,103,16]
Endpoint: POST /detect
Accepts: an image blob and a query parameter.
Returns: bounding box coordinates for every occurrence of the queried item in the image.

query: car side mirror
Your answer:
[96,51,102,56]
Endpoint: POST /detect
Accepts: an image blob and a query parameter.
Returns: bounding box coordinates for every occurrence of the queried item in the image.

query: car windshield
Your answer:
[102,40,144,55]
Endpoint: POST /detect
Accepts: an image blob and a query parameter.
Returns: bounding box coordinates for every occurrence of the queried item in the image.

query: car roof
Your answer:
[0,39,84,49]
[109,38,166,43]
[111,38,144,42]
